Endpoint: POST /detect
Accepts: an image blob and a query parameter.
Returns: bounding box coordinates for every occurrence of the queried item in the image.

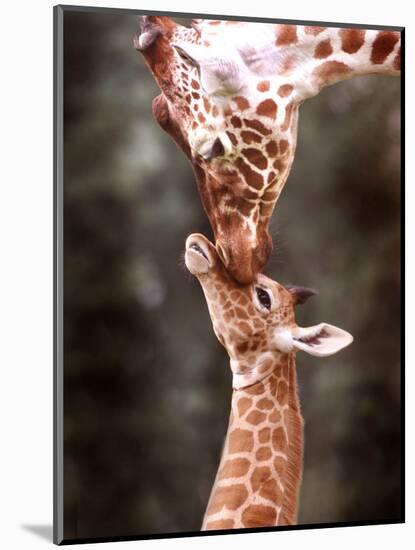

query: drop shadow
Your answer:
[21,524,53,542]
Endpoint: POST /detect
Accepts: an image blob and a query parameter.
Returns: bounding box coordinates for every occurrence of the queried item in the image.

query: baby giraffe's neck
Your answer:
[202,354,303,530]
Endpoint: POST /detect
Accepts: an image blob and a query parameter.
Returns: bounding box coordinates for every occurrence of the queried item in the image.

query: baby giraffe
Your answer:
[184,233,353,530]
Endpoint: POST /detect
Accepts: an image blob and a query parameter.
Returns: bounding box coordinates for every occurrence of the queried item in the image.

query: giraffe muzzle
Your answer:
[134,16,164,51]
[185,234,213,276]
[215,233,272,285]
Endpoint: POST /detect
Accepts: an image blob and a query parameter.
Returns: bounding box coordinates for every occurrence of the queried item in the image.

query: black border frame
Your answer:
[53,4,405,545]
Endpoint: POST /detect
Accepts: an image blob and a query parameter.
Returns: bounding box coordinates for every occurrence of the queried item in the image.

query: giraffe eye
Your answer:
[256,287,271,310]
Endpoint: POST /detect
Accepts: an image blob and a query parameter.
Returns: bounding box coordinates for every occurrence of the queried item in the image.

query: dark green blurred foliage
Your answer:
[63,11,401,539]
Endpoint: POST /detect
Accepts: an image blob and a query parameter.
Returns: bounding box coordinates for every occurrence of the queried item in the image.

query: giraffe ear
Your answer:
[172,42,245,96]
[291,323,353,357]
[286,285,317,306]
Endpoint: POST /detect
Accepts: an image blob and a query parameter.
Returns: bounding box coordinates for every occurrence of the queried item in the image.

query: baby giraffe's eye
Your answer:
[256,287,271,310]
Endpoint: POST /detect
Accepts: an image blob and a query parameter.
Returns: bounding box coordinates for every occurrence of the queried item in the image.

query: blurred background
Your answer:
[62,11,401,540]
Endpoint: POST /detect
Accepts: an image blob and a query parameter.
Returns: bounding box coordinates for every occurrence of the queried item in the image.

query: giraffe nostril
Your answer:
[216,242,230,266]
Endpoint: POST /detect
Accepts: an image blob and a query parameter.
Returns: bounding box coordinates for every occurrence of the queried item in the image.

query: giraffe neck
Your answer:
[189,23,401,99]
[202,354,304,530]
[285,27,401,99]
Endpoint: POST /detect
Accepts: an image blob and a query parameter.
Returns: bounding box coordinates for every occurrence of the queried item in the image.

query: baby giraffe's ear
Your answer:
[286,285,318,305]
[291,323,353,357]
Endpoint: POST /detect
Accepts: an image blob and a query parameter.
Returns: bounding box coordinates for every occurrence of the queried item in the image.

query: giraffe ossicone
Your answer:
[184,233,353,528]
[137,16,401,284]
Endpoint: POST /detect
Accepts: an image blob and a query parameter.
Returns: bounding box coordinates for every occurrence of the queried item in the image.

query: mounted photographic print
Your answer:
[54,4,404,545]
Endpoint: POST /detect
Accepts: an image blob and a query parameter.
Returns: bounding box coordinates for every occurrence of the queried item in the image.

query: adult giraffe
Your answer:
[135,16,401,283]
[184,232,353,529]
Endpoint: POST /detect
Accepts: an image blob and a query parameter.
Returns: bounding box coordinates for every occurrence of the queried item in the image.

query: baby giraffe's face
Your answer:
[185,233,353,386]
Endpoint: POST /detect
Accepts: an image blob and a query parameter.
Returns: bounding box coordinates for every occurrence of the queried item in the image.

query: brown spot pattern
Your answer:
[202,97,211,113]
[265,140,279,156]
[241,130,262,144]
[272,427,288,453]
[235,158,264,190]
[282,363,289,379]
[278,84,294,97]
[205,519,234,530]
[231,116,242,128]
[274,456,287,477]
[228,428,254,453]
[371,31,399,65]
[314,39,333,59]
[251,466,271,491]
[244,382,265,395]
[237,397,252,417]
[256,446,272,461]
[207,484,249,515]
[257,80,271,92]
[261,203,275,217]
[242,504,277,527]
[313,60,352,84]
[340,28,365,54]
[269,376,278,395]
[235,306,248,319]
[305,26,326,35]
[244,118,272,136]
[236,342,249,354]
[267,172,277,185]
[262,188,278,201]
[242,148,268,170]
[218,457,250,479]
[237,321,251,334]
[226,131,238,146]
[276,25,298,46]
[237,294,249,306]
[279,139,289,155]
[258,427,271,443]
[257,397,274,410]
[256,99,278,119]
[191,79,200,89]
[393,47,400,70]
[246,410,267,425]
[233,96,250,111]
[268,409,281,423]
[281,104,294,132]
[260,478,282,505]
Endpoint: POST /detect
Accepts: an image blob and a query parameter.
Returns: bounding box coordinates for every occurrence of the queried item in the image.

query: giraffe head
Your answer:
[137,17,400,283]
[185,233,353,387]
[136,17,303,283]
